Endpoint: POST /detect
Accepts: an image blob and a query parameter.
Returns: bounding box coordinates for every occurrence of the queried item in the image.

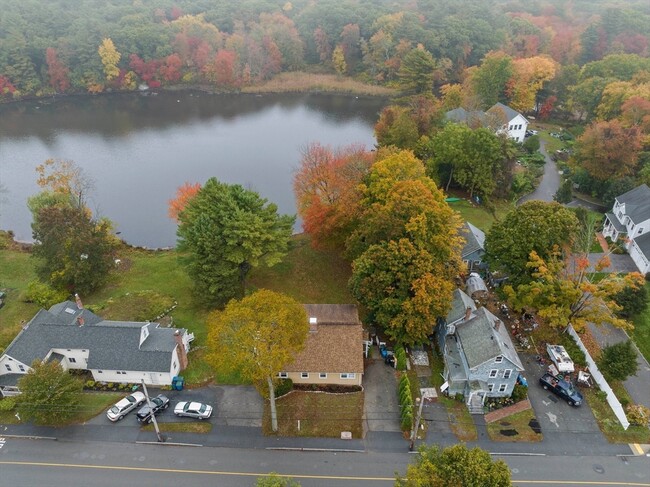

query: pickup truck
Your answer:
[539,373,583,406]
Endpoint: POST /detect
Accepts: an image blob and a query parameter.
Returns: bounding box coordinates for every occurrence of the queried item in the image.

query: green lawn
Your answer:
[263,390,364,438]
[141,421,212,434]
[446,198,514,232]
[631,282,650,363]
[584,386,650,444]
[486,408,543,442]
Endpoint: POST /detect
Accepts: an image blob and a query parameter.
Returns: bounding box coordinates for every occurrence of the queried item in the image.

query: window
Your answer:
[319,373,327,379]
[495,355,503,363]
[508,124,513,130]
[173,361,177,369]
[69,357,77,363]
[116,371,122,375]
[18,364,25,372]
[340,373,356,379]
[301,372,309,379]
[488,384,494,392]
[503,369,512,379]
[277,372,288,379]
[498,384,507,392]
[4,364,11,372]
[489,369,498,378]
[639,228,644,235]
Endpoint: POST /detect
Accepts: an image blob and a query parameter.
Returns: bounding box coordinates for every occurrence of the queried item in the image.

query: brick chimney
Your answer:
[77,316,85,326]
[75,293,84,309]
[174,330,188,371]
[464,307,472,321]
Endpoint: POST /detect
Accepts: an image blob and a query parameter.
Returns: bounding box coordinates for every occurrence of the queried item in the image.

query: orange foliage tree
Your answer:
[168,182,202,221]
[293,143,374,250]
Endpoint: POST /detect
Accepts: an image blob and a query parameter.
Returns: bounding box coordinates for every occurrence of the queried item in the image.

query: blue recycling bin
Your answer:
[172,376,184,391]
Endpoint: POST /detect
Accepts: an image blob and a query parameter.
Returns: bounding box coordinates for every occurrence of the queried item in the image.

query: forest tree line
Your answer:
[1,0,649,106]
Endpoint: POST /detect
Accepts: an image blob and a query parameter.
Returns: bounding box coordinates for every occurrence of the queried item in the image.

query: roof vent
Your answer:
[309,317,318,333]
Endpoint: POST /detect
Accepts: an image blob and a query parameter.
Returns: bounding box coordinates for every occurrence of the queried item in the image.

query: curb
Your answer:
[266,447,365,453]
[136,441,203,447]
[0,434,57,441]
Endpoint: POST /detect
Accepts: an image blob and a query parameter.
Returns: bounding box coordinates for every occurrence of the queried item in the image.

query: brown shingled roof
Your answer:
[284,304,364,374]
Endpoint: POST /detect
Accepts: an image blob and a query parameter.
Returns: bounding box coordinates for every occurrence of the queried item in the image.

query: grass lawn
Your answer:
[446,198,514,233]
[263,390,364,438]
[486,408,543,442]
[631,282,650,363]
[0,392,122,426]
[428,348,477,441]
[141,421,212,434]
[583,386,650,444]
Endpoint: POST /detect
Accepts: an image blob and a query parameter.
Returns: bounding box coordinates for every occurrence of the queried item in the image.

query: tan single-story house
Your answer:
[278,304,364,387]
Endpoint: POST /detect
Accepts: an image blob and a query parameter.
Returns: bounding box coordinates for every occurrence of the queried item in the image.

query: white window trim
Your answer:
[495,355,503,363]
[4,364,11,372]
[301,372,309,379]
[277,372,288,379]
[503,369,512,379]
[498,383,507,392]
[319,373,327,379]
[69,357,77,363]
[489,369,498,378]
[488,384,494,392]
[340,373,356,379]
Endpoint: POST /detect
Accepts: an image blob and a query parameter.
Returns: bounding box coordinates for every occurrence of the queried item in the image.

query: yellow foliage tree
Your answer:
[98,38,121,81]
[206,290,308,432]
[508,56,557,113]
[505,248,645,332]
[332,45,347,76]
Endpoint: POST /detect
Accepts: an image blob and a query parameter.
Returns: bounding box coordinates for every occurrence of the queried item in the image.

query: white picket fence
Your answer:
[567,325,629,430]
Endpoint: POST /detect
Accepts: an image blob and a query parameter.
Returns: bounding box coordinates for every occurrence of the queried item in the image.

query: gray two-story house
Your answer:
[460,221,486,273]
[437,289,524,413]
[603,184,650,275]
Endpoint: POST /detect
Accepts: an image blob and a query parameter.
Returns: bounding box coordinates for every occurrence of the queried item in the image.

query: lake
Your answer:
[0,91,385,248]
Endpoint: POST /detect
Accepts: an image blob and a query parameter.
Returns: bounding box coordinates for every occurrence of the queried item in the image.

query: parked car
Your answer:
[539,373,583,406]
[174,401,213,419]
[136,394,170,423]
[106,391,146,421]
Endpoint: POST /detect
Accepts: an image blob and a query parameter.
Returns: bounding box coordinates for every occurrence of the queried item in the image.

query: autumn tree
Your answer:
[17,361,83,425]
[332,45,346,75]
[207,290,308,432]
[469,51,514,109]
[293,143,374,250]
[168,182,202,221]
[98,38,121,82]
[396,444,512,487]
[176,178,294,306]
[505,249,645,331]
[573,120,642,181]
[507,56,557,113]
[45,47,70,93]
[35,158,93,208]
[485,201,578,282]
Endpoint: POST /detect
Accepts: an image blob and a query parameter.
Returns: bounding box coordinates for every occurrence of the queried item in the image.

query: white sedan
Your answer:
[174,401,213,419]
[106,392,146,422]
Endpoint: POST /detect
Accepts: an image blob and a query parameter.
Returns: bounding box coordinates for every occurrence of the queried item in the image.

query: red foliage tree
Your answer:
[0,75,17,100]
[170,6,183,21]
[168,182,202,221]
[313,27,332,63]
[129,54,161,85]
[46,47,70,93]
[160,53,183,82]
[262,37,283,78]
[538,95,557,120]
[212,49,238,88]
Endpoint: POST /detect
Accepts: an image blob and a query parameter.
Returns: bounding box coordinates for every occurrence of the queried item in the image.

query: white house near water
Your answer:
[445,102,529,143]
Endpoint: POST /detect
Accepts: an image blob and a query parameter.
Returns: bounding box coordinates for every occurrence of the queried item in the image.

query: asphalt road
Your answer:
[517,138,561,205]
[1,437,648,487]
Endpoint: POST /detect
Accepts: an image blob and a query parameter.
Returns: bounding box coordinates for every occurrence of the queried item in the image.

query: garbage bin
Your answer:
[171,376,184,391]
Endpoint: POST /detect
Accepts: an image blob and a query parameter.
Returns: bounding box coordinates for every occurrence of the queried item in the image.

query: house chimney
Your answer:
[174,330,188,371]
[464,307,472,321]
[75,293,84,309]
[309,317,318,333]
[493,319,501,331]
[77,316,85,326]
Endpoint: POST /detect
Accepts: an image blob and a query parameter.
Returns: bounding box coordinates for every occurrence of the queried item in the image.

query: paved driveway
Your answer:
[520,353,601,435]
[363,358,401,432]
[86,385,263,428]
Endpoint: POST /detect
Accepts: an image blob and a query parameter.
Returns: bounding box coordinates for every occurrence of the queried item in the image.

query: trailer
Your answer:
[546,344,575,373]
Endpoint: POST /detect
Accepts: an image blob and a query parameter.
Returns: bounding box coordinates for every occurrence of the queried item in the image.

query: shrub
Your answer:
[23,280,68,308]
[400,385,412,405]
[275,378,293,397]
[84,380,96,389]
[454,393,464,402]
[626,404,650,426]
[613,283,649,318]
[510,384,528,403]
[0,397,17,411]
[598,341,638,382]
[399,374,410,395]
[401,411,413,431]
[395,346,407,371]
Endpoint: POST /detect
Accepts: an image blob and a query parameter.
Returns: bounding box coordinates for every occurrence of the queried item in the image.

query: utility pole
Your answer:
[409,388,436,451]
[140,380,164,442]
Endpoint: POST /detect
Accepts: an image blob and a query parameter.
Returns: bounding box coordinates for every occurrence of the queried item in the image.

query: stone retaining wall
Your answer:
[485,399,532,423]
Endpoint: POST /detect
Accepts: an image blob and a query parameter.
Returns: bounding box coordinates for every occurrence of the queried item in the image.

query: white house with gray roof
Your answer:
[0,300,191,397]
[445,103,528,143]
[436,290,524,413]
[602,184,650,275]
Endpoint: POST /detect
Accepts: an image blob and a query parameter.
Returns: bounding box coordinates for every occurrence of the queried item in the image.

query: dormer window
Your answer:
[495,355,503,363]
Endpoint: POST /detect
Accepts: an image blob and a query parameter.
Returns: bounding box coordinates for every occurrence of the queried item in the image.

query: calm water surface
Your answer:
[0,91,385,247]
